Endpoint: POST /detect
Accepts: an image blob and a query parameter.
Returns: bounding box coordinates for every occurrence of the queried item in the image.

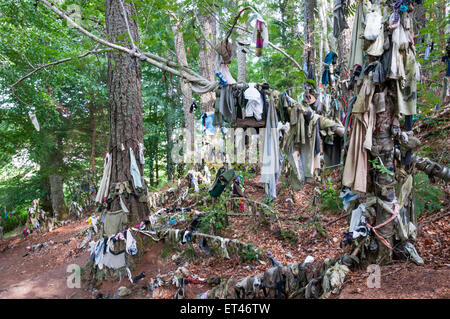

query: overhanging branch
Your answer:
[10,49,109,88]
[37,0,218,93]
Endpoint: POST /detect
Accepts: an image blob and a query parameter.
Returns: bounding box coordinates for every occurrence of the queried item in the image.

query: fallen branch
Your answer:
[324,212,351,227]
[419,211,450,227]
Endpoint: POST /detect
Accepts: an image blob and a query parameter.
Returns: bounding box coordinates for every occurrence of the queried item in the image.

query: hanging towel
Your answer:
[130,147,143,189]
[333,0,349,38]
[95,153,112,203]
[260,93,282,200]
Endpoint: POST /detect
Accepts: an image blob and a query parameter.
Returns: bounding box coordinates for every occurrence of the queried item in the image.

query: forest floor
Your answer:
[0,175,448,299]
[0,110,449,299]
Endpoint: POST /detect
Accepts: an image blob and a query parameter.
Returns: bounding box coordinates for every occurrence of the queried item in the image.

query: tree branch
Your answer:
[118,0,137,50]
[37,0,215,90]
[10,49,109,88]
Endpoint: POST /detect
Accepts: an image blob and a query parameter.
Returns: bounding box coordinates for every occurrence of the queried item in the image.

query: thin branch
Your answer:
[234,25,304,74]
[193,10,217,53]
[10,49,109,88]
[37,0,214,88]
[118,0,137,50]
[224,6,255,42]
[199,3,305,75]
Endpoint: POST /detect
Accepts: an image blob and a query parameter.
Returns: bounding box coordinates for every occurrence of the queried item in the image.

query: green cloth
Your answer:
[209,168,235,198]
[397,47,417,115]
[101,210,128,238]
[348,2,365,69]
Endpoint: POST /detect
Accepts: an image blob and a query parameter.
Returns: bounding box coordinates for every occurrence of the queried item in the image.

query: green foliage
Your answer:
[240,244,264,263]
[319,177,342,213]
[199,208,228,234]
[1,204,28,234]
[414,172,445,216]
[280,228,297,245]
[369,158,394,177]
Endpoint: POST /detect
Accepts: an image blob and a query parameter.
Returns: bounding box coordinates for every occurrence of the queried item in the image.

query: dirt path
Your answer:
[0,219,91,299]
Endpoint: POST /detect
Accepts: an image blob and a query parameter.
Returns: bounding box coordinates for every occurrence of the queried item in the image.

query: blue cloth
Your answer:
[321,52,338,86]
[201,113,216,135]
[425,45,431,60]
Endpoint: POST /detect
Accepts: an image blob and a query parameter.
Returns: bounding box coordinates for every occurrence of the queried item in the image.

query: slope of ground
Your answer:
[0,108,448,299]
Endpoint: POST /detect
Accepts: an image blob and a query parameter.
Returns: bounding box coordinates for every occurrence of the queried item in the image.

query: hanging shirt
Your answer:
[244,83,264,120]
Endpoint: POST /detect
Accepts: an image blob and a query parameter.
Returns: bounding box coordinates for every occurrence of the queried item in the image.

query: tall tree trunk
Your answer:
[49,173,67,219]
[196,12,216,113]
[88,99,97,178]
[166,84,175,182]
[105,0,149,221]
[170,16,195,159]
[47,142,68,220]
[337,0,354,99]
[304,0,317,92]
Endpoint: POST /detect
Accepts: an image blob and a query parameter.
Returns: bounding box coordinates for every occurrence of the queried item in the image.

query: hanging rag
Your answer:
[342,113,368,193]
[215,39,234,65]
[348,2,365,69]
[366,24,385,57]
[29,112,40,131]
[396,47,418,115]
[333,0,349,38]
[129,147,143,189]
[252,16,268,57]
[363,6,383,41]
[95,153,112,203]
[244,83,264,120]
[219,85,236,122]
[321,52,338,87]
[217,64,236,85]
[125,229,137,255]
[260,92,282,200]
[138,143,145,164]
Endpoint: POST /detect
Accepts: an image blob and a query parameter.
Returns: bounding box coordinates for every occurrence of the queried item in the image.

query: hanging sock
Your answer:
[252,15,268,57]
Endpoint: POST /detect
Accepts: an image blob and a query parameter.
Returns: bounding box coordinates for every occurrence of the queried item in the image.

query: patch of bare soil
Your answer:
[0,144,448,299]
[0,218,92,299]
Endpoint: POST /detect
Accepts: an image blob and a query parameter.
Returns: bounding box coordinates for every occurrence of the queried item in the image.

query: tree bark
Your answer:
[304,0,317,92]
[105,0,149,221]
[170,16,195,158]
[337,0,354,88]
[88,99,97,178]
[49,173,67,220]
[196,12,216,113]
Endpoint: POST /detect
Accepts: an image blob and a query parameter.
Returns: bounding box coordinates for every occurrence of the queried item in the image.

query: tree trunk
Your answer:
[337,0,354,84]
[105,0,149,221]
[304,0,317,92]
[88,99,97,178]
[171,18,195,159]
[49,173,67,220]
[196,12,216,113]
[166,85,175,182]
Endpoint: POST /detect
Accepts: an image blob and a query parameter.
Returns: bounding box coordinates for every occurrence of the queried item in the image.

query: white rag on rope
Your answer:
[95,153,112,203]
